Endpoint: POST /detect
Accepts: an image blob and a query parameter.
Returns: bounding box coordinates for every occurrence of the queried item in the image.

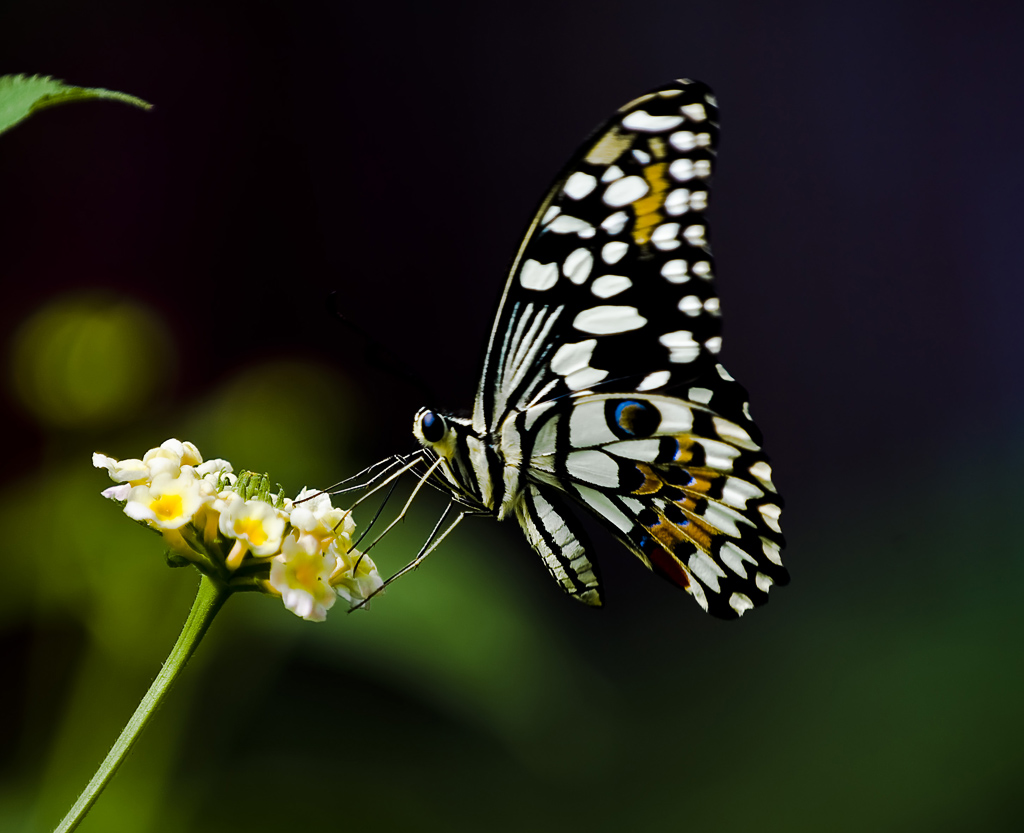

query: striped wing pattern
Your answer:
[415,79,787,618]
[511,362,787,617]
[515,482,602,606]
[474,79,724,438]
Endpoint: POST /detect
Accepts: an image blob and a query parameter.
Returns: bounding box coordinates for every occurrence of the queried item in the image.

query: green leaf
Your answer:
[0,73,151,136]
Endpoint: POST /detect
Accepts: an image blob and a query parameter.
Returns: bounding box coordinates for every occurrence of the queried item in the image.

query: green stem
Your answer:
[53,573,230,833]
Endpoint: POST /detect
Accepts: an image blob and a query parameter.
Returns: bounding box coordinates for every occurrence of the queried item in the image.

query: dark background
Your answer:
[2,2,1023,831]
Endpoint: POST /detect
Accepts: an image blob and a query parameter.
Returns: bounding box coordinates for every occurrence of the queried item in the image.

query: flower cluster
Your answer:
[94,439,383,621]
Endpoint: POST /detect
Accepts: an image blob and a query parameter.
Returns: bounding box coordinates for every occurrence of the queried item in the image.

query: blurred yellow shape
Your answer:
[9,293,174,427]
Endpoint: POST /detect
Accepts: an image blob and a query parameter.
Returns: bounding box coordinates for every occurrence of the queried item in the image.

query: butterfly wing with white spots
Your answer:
[507,361,786,617]
[410,79,787,618]
[473,79,723,436]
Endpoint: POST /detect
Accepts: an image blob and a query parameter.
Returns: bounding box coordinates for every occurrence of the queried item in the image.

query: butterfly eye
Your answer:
[420,410,446,443]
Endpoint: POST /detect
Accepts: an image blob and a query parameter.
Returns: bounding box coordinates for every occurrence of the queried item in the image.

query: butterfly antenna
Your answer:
[338,452,429,515]
[327,291,437,404]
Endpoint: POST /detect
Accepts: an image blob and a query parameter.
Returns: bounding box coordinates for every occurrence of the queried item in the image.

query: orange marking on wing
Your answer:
[670,435,697,464]
[673,472,713,496]
[649,498,723,553]
[631,162,669,246]
[632,463,665,495]
[646,510,708,554]
[639,456,718,497]
[632,466,726,553]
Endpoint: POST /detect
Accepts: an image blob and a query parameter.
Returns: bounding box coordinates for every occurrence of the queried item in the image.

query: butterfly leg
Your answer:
[349,501,476,609]
[356,455,445,555]
[348,469,407,551]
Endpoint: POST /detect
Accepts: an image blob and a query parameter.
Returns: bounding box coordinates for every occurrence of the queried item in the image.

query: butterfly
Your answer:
[373,79,787,618]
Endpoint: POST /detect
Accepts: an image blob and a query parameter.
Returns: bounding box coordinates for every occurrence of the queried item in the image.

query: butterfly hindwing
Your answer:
[507,362,787,618]
[516,482,603,606]
[474,79,723,437]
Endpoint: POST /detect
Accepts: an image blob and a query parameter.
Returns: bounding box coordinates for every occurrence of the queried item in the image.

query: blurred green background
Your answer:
[3,2,1024,832]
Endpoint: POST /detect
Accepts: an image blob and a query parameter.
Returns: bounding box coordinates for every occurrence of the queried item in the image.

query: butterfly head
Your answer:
[413,407,456,457]
[413,407,495,510]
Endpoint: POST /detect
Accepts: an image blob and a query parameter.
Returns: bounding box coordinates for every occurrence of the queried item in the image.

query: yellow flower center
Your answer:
[234,517,268,546]
[293,558,319,588]
[151,493,183,521]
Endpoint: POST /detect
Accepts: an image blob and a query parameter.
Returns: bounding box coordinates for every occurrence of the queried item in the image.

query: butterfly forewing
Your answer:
[474,79,723,438]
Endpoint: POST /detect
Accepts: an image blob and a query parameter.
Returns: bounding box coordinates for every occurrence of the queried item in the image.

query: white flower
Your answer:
[93,453,150,484]
[95,438,204,489]
[196,458,233,479]
[95,438,377,620]
[329,543,383,605]
[219,494,288,568]
[101,483,133,501]
[289,488,355,552]
[269,531,338,621]
[144,439,202,467]
[124,468,205,530]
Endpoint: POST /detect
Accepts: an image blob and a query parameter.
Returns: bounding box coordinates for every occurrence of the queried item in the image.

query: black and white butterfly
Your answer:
[366,79,786,619]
